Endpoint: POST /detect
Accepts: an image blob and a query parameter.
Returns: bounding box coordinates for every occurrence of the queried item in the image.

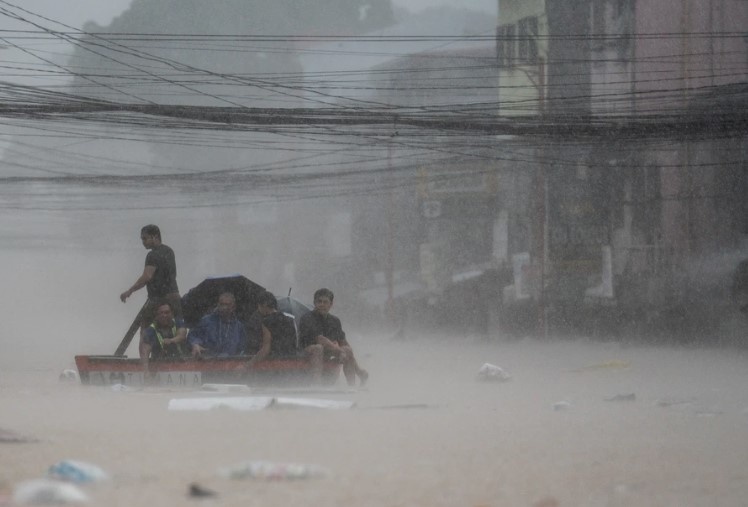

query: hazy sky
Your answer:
[12,0,497,28]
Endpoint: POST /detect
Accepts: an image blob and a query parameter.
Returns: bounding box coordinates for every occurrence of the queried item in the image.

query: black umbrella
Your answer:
[277,296,312,322]
[181,274,265,328]
[276,296,312,349]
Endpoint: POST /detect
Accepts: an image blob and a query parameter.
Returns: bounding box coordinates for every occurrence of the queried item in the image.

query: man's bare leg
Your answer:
[341,345,367,386]
[305,344,324,384]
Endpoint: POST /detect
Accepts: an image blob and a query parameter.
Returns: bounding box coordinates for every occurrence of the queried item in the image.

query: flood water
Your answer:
[2,318,748,505]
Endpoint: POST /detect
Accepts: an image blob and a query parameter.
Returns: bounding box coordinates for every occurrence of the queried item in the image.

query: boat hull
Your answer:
[74,355,341,387]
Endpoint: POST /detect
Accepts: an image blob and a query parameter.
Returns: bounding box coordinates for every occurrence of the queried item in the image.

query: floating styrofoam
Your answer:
[167,396,274,411]
[477,363,512,382]
[13,479,89,504]
[167,396,355,411]
[272,397,356,410]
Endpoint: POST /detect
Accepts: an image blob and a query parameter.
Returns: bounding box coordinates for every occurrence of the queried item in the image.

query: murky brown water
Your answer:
[2,334,748,507]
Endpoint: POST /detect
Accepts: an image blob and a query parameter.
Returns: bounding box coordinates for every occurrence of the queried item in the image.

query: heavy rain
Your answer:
[1,1,748,506]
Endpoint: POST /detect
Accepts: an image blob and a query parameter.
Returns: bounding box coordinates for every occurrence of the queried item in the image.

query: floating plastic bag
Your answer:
[13,479,89,504]
[476,363,511,382]
[552,400,572,411]
[48,460,109,484]
[58,370,80,383]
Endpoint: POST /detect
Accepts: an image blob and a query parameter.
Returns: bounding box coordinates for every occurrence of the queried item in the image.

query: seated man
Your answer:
[732,258,748,314]
[249,291,300,367]
[188,292,247,357]
[244,307,263,356]
[141,301,187,371]
[298,288,368,387]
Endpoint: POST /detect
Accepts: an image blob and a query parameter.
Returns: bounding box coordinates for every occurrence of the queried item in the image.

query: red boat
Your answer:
[75,275,341,387]
[74,354,341,387]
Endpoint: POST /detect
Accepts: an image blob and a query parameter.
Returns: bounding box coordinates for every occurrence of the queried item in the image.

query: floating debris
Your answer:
[218,461,330,481]
[574,360,630,372]
[13,479,88,505]
[110,384,134,392]
[168,396,355,411]
[365,403,432,411]
[200,384,251,393]
[48,460,109,484]
[476,363,512,382]
[655,397,695,409]
[605,393,636,402]
[0,428,38,444]
[271,397,355,410]
[695,409,723,418]
[168,396,274,411]
[188,482,217,498]
[552,400,572,411]
[58,370,80,383]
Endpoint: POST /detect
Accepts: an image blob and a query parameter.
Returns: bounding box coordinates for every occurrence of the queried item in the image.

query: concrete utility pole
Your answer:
[535,56,547,339]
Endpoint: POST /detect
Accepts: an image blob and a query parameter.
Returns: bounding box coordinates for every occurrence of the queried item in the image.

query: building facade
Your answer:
[496,0,748,340]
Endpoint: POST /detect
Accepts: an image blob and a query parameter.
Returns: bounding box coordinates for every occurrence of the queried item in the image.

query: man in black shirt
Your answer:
[120,224,181,358]
[250,291,299,367]
[298,288,368,387]
[732,258,748,314]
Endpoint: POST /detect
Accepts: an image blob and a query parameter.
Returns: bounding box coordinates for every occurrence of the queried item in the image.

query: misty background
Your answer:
[1,0,747,372]
[0,0,500,370]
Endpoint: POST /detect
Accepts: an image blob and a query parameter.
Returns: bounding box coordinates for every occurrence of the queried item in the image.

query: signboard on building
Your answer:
[547,167,610,273]
[418,164,497,197]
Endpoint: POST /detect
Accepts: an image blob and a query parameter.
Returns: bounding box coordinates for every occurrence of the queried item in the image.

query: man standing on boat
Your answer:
[120,224,181,358]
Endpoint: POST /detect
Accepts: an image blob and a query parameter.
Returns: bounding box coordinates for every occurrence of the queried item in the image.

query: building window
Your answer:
[505,24,515,66]
[499,17,537,67]
[496,24,516,67]
[496,25,506,67]
[517,16,538,65]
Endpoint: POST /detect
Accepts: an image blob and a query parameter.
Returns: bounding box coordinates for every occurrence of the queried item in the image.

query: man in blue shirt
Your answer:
[188,292,247,357]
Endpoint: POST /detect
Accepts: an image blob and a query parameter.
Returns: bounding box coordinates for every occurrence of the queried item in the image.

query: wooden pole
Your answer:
[114,301,148,357]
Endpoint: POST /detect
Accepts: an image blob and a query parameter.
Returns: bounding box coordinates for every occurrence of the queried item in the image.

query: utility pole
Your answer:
[535,56,548,339]
[386,139,395,329]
